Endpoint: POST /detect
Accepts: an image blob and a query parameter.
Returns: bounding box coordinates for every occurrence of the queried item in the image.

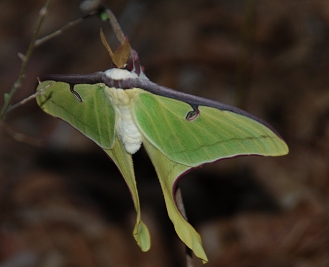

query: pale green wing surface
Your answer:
[142,137,208,263]
[134,90,288,263]
[134,91,289,167]
[104,140,150,252]
[37,81,115,149]
[36,81,151,252]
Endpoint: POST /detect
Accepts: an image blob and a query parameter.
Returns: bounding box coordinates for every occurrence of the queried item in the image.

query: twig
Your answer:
[0,0,52,119]
[6,81,52,114]
[176,187,194,267]
[235,0,256,108]
[0,121,44,147]
[4,11,97,116]
[1,81,51,146]
[34,16,86,47]
[103,7,126,45]
[79,0,102,13]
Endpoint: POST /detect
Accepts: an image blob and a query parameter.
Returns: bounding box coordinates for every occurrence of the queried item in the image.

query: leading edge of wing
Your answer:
[42,71,283,138]
[125,78,283,138]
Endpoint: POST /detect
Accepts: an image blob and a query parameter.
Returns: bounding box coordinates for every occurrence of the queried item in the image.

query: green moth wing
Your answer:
[36,70,288,264]
[34,15,288,263]
[133,91,288,167]
[132,90,288,263]
[142,136,208,262]
[104,138,150,251]
[37,81,115,149]
[36,81,151,252]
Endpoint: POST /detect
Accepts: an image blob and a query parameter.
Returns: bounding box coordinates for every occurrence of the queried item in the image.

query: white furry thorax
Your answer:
[104,68,139,80]
[104,69,142,154]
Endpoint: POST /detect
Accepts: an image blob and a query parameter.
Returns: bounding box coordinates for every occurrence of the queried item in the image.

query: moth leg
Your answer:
[69,84,83,103]
[185,105,199,121]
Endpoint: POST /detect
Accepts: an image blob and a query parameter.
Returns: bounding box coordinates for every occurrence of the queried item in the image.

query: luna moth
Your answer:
[36,35,288,263]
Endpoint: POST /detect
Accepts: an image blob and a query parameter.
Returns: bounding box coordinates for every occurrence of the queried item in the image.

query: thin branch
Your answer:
[103,7,126,45]
[0,0,52,119]
[176,187,194,267]
[0,121,44,147]
[35,17,85,47]
[35,10,100,47]
[3,10,97,116]
[1,81,51,146]
[235,0,256,108]
[80,0,102,13]
[6,81,52,114]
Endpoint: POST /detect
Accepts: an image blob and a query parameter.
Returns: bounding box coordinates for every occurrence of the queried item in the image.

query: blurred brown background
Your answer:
[1,0,329,266]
